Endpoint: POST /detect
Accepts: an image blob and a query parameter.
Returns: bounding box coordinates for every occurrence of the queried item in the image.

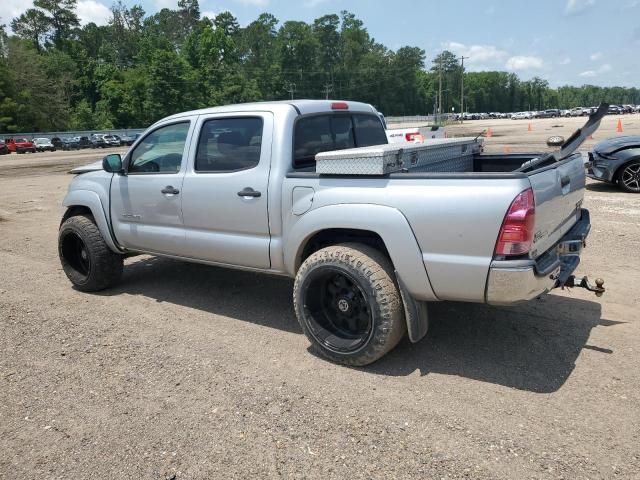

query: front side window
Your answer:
[129,122,190,174]
[195,117,263,172]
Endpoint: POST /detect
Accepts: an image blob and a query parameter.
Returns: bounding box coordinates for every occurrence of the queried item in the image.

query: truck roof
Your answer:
[161,100,377,122]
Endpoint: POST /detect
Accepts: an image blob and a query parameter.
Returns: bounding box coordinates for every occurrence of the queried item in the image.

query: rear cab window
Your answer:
[293,112,387,170]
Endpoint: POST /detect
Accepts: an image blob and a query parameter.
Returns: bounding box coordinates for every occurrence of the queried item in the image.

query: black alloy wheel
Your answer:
[303,267,373,354]
[60,231,91,280]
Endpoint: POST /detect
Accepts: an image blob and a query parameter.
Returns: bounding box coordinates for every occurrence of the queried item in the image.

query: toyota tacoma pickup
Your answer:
[58,100,606,366]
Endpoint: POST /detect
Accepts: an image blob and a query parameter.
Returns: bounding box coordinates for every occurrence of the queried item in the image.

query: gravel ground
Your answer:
[1,123,639,479]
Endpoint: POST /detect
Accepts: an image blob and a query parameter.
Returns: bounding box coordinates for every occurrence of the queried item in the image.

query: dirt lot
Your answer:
[1,121,639,479]
[391,112,640,154]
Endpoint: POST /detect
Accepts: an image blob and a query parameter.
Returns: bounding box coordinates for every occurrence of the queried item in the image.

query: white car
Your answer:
[511,112,532,120]
[33,137,55,152]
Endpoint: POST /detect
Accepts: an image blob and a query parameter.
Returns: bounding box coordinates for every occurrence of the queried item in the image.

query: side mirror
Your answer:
[102,153,123,173]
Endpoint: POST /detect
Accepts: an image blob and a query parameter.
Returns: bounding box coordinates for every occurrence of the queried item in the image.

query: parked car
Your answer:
[5,137,36,154]
[0,139,8,155]
[103,135,121,147]
[119,134,136,146]
[61,137,80,150]
[385,124,446,144]
[586,136,640,193]
[537,109,560,118]
[569,107,584,117]
[511,111,532,120]
[608,105,623,115]
[33,137,56,152]
[51,137,63,149]
[74,136,91,148]
[58,100,606,366]
[90,134,107,148]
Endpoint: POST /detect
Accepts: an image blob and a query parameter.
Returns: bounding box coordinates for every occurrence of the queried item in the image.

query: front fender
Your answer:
[62,189,122,254]
[284,203,437,302]
[614,149,640,177]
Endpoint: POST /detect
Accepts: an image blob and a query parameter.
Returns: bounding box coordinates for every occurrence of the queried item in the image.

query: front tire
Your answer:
[58,215,123,291]
[293,243,406,366]
[618,160,640,193]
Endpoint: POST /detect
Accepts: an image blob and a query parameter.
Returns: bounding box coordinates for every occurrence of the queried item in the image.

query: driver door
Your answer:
[110,119,196,255]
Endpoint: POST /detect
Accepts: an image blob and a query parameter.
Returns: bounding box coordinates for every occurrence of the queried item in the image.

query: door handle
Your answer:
[560,175,571,188]
[161,186,180,195]
[237,187,261,198]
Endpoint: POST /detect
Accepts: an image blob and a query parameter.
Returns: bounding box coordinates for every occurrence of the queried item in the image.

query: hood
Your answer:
[69,160,103,174]
[594,136,640,155]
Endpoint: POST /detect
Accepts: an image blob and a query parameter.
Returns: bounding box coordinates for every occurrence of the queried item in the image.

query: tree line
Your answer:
[1,0,638,133]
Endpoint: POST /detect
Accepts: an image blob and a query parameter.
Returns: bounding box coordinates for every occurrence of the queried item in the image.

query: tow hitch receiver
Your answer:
[563,275,605,297]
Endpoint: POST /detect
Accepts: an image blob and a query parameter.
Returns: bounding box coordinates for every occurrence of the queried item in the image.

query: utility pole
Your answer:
[323,82,333,100]
[460,55,469,123]
[285,82,296,100]
[437,55,443,123]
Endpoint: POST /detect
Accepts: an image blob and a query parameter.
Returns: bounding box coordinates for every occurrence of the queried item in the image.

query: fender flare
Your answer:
[284,204,436,343]
[613,150,640,180]
[62,189,123,254]
[284,203,438,303]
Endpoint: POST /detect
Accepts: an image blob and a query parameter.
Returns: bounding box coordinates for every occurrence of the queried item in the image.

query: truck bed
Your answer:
[291,152,543,176]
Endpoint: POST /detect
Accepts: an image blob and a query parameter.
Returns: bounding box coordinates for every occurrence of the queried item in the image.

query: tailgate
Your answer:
[528,153,585,259]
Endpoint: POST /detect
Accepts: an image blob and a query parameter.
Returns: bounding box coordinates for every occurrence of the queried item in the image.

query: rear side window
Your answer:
[195,117,263,173]
[293,113,386,169]
[353,114,388,147]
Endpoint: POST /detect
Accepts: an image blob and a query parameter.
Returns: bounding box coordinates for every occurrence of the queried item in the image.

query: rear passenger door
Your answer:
[180,113,273,269]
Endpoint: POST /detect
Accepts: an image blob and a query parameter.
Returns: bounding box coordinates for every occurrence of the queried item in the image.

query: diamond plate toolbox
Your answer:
[315,138,483,175]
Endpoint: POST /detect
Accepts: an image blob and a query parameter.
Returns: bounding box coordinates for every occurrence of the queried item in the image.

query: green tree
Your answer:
[10,9,50,51]
[33,0,80,48]
[239,13,281,100]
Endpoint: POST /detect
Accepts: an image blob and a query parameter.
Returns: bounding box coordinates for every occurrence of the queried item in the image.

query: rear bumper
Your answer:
[486,209,591,305]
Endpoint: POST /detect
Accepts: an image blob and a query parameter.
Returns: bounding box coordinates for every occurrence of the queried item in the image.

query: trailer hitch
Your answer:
[563,275,605,297]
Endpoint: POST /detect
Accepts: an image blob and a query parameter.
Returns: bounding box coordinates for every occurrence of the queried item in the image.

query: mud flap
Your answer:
[396,273,429,343]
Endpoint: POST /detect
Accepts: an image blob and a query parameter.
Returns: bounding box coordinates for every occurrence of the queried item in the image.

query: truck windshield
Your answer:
[293,113,387,169]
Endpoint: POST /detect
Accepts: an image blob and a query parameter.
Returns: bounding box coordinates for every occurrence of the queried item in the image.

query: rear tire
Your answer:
[293,243,406,366]
[58,214,123,291]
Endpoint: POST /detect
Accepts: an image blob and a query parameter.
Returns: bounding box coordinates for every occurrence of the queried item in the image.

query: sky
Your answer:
[2,0,639,88]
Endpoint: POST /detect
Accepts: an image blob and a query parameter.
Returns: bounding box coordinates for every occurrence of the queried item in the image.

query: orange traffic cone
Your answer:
[486,128,493,138]
[617,119,623,133]
[528,123,533,132]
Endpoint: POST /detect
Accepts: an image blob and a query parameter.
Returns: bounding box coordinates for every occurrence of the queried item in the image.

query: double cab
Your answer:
[58,100,604,365]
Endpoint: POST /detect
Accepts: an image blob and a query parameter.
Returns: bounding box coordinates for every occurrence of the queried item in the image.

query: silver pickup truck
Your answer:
[58,100,606,366]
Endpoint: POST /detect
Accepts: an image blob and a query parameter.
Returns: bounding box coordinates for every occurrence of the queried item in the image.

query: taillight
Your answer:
[495,188,535,256]
[405,132,418,142]
[331,102,349,110]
